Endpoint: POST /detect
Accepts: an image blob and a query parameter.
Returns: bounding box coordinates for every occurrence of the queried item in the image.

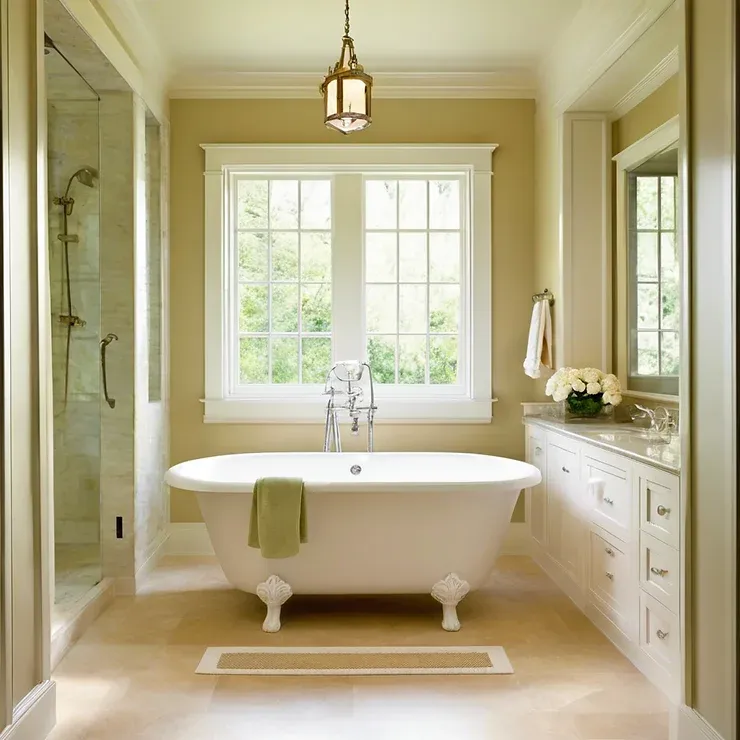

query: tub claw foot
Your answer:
[256,575,293,633]
[431,573,470,632]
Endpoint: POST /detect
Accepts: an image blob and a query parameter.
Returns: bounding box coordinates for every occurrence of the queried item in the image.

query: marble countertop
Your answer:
[523,416,681,474]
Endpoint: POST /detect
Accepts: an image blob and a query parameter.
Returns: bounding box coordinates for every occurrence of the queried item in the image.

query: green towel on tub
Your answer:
[248,477,307,558]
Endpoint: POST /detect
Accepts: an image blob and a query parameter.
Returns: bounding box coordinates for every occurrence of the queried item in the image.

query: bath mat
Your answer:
[196,646,513,676]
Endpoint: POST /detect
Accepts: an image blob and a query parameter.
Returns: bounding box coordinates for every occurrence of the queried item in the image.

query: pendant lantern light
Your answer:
[320,0,373,134]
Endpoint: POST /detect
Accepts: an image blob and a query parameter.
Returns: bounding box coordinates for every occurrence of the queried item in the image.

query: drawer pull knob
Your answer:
[650,567,669,577]
[603,497,615,505]
[656,505,671,517]
[561,466,570,474]
[605,547,615,557]
[535,446,543,455]
[656,629,669,640]
[605,572,614,580]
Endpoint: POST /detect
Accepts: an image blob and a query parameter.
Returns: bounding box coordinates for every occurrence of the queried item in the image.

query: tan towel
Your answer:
[248,477,307,559]
[523,300,553,378]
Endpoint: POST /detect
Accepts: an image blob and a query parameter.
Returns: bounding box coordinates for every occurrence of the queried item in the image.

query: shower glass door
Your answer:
[45,40,103,614]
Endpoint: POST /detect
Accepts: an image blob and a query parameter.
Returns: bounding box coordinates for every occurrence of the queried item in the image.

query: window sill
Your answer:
[202,396,496,424]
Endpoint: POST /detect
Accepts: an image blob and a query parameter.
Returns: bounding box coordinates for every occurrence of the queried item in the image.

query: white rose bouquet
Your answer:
[545,367,622,417]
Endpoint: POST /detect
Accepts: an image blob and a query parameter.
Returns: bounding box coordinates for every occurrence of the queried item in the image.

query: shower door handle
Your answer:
[100,333,118,409]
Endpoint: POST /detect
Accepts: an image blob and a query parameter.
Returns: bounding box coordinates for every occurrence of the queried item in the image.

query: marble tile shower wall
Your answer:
[134,105,167,575]
[48,99,101,544]
[48,90,168,588]
[99,92,137,586]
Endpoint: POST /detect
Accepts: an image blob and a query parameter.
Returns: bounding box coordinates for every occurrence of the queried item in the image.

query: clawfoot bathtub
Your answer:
[165,452,541,632]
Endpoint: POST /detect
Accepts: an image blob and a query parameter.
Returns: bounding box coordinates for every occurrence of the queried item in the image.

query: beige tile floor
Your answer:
[49,556,671,740]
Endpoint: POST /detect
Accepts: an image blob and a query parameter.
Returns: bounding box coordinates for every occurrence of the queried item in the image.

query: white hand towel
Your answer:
[523,300,553,378]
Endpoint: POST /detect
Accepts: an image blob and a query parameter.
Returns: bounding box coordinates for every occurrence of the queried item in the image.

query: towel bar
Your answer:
[532,289,555,305]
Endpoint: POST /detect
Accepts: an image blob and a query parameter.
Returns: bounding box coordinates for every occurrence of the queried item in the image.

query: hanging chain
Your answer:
[344,0,351,36]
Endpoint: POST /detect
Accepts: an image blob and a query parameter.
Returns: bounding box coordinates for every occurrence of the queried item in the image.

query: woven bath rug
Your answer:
[196,646,513,676]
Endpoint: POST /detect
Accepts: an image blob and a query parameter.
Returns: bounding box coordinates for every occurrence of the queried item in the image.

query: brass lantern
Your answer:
[320,0,373,134]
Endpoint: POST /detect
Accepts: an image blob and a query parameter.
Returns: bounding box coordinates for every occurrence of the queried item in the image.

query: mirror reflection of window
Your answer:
[628,146,679,395]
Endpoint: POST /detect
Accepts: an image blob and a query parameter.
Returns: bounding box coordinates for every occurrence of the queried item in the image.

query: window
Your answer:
[236,178,333,386]
[627,148,679,395]
[203,145,494,423]
[364,178,463,388]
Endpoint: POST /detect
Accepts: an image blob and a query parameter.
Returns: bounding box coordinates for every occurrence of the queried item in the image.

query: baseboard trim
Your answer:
[532,546,587,611]
[674,705,726,740]
[165,521,531,557]
[0,680,56,740]
[501,523,532,555]
[134,530,170,591]
[51,578,115,671]
[113,576,136,596]
[166,523,214,555]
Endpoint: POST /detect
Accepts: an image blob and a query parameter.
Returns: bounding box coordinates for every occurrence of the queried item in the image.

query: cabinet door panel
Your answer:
[526,427,547,547]
[547,440,582,587]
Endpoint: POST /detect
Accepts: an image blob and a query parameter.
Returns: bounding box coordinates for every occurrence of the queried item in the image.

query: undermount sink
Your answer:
[592,429,673,445]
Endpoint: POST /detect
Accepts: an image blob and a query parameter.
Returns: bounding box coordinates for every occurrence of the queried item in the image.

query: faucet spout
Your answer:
[323,361,377,452]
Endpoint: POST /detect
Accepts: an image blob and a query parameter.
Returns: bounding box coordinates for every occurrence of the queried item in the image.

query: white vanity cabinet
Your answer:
[524,425,548,548]
[546,433,584,591]
[524,421,682,701]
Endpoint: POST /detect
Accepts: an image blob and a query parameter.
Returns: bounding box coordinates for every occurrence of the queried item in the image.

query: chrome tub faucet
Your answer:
[323,361,377,452]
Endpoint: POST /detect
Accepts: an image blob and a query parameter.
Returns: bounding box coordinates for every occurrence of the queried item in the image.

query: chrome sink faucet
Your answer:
[632,404,677,441]
[323,361,377,452]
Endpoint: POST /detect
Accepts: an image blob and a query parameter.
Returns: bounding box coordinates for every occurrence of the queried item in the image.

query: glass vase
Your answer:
[559,393,611,422]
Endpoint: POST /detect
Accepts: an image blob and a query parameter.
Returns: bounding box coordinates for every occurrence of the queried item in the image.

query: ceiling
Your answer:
[133,0,584,79]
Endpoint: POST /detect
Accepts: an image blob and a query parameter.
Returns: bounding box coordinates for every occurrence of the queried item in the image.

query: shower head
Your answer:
[73,167,97,188]
[63,167,98,198]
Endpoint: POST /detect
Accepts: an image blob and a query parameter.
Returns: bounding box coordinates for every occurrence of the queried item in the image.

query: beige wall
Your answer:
[533,103,562,390]
[169,98,537,523]
[612,75,679,155]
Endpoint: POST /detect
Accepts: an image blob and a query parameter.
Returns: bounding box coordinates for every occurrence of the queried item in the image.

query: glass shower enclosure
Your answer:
[45,35,103,616]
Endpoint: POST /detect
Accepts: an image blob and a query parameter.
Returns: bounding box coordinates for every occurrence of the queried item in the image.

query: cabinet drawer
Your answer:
[549,443,578,479]
[547,440,580,504]
[546,431,580,458]
[640,532,679,613]
[589,530,634,634]
[585,456,632,542]
[639,467,679,548]
[639,591,680,677]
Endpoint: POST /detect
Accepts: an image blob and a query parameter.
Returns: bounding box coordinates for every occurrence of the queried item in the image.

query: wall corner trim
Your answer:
[674,705,727,740]
[0,681,56,740]
[134,530,170,592]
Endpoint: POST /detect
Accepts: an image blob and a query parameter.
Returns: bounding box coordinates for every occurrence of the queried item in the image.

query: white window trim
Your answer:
[613,117,680,399]
[202,144,496,424]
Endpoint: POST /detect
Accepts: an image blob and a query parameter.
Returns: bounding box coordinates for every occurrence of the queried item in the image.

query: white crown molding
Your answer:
[539,0,677,113]
[611,47,679,119]
[168,70,537,100]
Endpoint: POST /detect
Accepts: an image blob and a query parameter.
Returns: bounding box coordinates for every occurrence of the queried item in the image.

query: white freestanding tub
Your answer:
[165,452,541,632]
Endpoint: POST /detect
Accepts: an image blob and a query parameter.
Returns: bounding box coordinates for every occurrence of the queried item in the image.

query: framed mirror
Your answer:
[614,117,680,399]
